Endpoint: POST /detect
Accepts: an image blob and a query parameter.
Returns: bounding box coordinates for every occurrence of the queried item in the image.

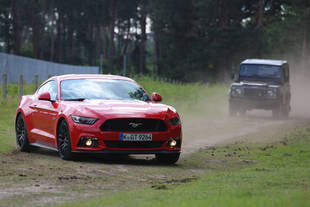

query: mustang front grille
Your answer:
[104,141,164,148]
[100,118,168,132]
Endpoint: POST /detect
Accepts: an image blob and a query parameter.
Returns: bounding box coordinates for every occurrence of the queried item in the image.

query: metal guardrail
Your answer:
[0,52,99,84]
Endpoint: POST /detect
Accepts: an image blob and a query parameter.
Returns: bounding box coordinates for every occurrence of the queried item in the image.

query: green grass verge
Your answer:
[0,84,36,153]
[53,128,310,207]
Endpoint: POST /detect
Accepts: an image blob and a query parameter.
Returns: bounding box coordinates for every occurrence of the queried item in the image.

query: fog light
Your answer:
[170,140,177,147]
[78,137,98,147]
[167,137,180,148]
[85,138,93,147]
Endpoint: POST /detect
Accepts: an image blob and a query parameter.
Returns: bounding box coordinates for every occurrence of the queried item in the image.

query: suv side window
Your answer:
[37,80,58,101]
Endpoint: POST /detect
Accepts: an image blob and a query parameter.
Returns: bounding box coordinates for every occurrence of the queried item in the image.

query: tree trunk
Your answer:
[95,26,101,59]
[219,0,228,27]
[103,27,108,59]
[109,1,117,74]
[256,0,264,29]
[139,0,147,75]
[87,19,94,65]
[67,10,74,64]
[11,0,22,55]
[50,3,55,61]
[122,19,131,55]
[32,1,40,59]
[117,21,122,70]
[154,35,161,75]
[3,13,11,53]
[56,10,64,62]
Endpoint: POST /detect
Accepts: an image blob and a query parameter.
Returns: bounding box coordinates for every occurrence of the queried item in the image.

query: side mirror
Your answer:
[230,73,235,80]
[38,92,52,101]
[152,92,162,102]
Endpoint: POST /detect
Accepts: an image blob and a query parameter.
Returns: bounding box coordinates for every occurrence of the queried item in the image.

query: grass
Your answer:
[53,127,310,207]
[0,84,37,153]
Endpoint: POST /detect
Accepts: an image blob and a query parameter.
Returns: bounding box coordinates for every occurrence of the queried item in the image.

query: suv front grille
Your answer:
[104,141,164,148]
[244,88,266,98]
[100,118,168,132]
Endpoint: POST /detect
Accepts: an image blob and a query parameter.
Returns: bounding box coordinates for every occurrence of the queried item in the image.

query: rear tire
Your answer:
[156,153,180,164]
[57,120,73,160]
[15,114,31,152]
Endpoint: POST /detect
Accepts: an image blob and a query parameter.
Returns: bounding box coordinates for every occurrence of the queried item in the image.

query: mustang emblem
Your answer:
[129,122,143,128]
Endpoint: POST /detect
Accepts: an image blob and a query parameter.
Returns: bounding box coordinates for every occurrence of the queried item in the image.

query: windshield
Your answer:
[61,79,150,101]
[239,64,282,81]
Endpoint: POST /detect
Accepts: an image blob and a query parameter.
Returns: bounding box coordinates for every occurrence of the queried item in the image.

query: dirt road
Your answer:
[1,109,308,207]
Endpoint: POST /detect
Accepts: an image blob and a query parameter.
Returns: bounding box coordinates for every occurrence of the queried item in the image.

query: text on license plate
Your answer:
[120,133,152,141]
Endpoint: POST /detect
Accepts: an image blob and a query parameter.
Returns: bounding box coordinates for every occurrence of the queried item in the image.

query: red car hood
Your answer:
[64,99,175,120]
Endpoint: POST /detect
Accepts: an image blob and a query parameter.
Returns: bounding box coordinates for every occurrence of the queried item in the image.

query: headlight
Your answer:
[71,116,98,125]
[266,88,277,99]
[231,87,243,97]
[169,117,180,126]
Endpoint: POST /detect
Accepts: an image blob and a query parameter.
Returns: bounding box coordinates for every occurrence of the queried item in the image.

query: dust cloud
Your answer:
[181,65,310,155]
[290,73,310,118]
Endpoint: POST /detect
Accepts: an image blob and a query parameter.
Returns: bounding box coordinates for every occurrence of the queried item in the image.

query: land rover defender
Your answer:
[229,59,291,118]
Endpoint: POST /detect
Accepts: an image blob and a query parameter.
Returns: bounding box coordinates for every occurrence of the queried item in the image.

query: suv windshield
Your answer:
[239,64,282,82]
[61,79,150,101]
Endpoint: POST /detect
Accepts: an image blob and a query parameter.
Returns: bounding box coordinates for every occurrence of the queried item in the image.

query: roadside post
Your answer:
[2,73,7,100]
[19,75,23,98]
[34,75,39,91]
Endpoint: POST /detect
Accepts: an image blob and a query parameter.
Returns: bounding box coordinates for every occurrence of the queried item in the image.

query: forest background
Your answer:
[0,0,310,82]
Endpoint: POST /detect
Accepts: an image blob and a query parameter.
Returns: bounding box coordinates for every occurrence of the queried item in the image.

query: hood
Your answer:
[64,99,176,120]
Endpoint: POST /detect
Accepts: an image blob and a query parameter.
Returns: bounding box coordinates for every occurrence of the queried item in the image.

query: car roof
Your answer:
[47,74,134,82]
[241,59,287,66]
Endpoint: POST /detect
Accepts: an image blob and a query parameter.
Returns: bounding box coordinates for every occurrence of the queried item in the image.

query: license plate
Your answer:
[120,133,152,141]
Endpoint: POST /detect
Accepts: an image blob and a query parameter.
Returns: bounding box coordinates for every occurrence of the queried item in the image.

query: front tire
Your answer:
[57,120,73,160]
[15,114,31,152]
[156,153,180,164]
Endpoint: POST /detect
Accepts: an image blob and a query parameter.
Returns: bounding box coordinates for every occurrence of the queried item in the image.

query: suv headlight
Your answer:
[231,87,243,97]
[71,116,98,125]
[266,88,277,99]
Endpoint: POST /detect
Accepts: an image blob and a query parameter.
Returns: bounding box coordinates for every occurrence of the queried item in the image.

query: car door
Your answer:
[30,80,59,147]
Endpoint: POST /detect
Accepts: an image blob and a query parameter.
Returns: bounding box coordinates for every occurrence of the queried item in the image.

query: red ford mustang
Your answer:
[15,74,182,164]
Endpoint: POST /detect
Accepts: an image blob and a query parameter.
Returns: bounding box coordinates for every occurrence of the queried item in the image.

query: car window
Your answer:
[60,79,150,101]
[240,64,282,79]
[37,80,58,101]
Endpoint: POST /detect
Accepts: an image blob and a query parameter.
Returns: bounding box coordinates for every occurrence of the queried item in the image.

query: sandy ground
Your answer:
[1,75,310,207]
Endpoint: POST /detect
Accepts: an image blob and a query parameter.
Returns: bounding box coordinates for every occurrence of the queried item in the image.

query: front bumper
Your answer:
[229,97,280,110]
[67,118,182,154]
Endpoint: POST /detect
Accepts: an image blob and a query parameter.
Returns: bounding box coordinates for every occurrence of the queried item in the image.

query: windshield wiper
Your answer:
[63,98,86,101]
